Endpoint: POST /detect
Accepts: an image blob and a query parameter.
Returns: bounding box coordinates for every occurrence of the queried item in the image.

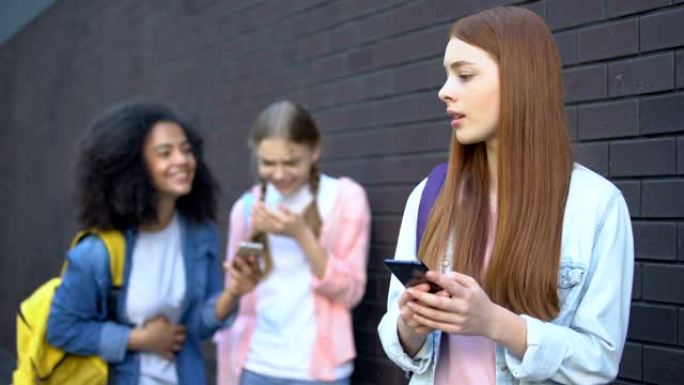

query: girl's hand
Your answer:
[396,282,450,356]
[134,316,186,360]
[252,202,307,239]
[406,271,498,338]
[398,283,436,338]
[224,254,261,297]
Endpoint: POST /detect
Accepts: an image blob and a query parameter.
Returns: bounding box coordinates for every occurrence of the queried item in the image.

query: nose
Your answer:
[172,149,191,165]
[438,76,457,104]
[272,165,286,180]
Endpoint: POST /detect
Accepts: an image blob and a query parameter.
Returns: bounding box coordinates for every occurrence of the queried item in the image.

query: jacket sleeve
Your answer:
[504,191,634,383]
[194,221,239,339]
[310,179,371,308]
[46,236,131,363]
[378,180,437,374]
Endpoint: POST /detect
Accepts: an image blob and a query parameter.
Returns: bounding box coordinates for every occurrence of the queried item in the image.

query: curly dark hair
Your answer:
[75,100,218,230]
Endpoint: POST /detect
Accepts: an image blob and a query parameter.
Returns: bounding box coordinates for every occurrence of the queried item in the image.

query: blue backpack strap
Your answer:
[242,192,255,237]
[416,163,448,253]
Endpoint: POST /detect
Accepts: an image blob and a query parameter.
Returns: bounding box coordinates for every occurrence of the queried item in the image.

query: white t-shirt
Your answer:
[126,213,186,385]
[245,174,353,380]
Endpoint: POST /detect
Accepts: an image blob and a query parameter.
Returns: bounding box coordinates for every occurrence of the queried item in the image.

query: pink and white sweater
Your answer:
[214,177,371,385]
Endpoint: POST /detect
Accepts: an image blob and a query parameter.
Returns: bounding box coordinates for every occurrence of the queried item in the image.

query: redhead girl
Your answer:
[215,101,371,385]
[378,7,634,385]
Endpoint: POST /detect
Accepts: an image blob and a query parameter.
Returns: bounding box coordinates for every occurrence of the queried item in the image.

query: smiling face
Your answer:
[256,137,320,197]
[438,37,501,146]
[143,121,196,201]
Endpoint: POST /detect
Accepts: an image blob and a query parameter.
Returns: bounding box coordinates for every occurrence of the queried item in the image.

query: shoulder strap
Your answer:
[70,229,126,288]
[242,193,255,238]
[416,163,448,253]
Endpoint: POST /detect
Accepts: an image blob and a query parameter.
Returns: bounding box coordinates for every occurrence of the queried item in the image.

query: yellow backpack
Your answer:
[13,229,126,385]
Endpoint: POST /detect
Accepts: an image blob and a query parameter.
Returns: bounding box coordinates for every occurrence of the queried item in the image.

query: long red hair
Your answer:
[418,7,572,320]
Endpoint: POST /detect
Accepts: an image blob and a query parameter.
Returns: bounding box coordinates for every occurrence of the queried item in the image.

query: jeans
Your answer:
[239,369,351,385]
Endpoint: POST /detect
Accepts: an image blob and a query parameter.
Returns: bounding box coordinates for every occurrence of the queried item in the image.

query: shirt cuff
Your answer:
[378,310,434,374]
[504,315,566,381]
[99,321,131,363]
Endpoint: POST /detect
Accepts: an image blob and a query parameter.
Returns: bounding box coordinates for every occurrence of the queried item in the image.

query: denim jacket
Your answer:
[378,164,634,384]
[47,216,237,385]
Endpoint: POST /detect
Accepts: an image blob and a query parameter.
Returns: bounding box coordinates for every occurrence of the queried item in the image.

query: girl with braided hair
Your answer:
[214,100,371,385]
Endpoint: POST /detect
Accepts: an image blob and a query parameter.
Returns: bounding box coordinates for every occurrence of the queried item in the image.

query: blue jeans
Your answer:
[239,369,351,385]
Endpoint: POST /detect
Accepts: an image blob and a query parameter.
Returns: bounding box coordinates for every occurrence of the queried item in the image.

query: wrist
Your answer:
[127,327,148,351]
[216,289,239,320]
[222,288,240,307]
[397,318,426,357]
[293,225,311,243]
[487,304,523,342]
[486,304,505,341]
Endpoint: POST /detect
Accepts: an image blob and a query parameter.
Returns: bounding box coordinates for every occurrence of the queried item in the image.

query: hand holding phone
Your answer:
[384,259,443,293]
[234,241,263,271]
[224,241,264,297]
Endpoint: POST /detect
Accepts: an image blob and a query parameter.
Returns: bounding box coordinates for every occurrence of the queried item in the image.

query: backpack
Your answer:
[13,229,126,385]
[416,163,448,252]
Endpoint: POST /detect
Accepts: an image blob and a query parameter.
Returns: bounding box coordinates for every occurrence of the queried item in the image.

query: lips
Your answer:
[168,170,193,184]
[447,109,466,127]
[274,183,294,192]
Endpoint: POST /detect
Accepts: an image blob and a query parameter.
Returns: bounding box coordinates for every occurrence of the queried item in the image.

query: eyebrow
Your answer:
[153,141,190,151]
[258,156,302,163]
[444,60,476,70]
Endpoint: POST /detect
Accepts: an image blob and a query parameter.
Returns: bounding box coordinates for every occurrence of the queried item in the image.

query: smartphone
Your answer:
[384,259,442,293]
[235,241,263,258]
[233,241,264,272]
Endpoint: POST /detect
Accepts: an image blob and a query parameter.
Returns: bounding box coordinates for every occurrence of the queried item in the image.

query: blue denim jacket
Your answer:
[47,216,237,385]
[378,165,634,384]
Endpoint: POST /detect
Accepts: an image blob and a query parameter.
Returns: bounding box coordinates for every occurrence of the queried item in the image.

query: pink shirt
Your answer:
[214,177,370,385]
[434,205,497,385]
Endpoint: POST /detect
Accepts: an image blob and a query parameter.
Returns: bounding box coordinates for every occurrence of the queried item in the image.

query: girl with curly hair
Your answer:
[47,100,260,385]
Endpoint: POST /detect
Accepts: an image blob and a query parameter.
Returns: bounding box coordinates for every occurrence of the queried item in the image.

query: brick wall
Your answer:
[0,1,682,384]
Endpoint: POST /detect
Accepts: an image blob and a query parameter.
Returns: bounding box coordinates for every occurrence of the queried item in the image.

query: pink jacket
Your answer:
[214,177,371,385]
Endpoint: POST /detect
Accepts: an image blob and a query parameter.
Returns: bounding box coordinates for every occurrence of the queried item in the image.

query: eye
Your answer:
[458,73,474,82]
[157,150,171,158]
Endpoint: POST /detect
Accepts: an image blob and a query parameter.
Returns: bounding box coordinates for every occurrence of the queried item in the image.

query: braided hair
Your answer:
[250,101,322,277]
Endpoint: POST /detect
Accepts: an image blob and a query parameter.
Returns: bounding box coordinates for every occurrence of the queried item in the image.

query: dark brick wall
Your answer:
[0,1,682,384]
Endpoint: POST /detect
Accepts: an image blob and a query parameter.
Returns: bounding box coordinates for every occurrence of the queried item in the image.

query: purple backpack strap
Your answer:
[416,163,448,253]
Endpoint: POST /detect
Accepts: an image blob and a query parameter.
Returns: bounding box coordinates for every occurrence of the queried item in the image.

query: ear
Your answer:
[311,141,322,162]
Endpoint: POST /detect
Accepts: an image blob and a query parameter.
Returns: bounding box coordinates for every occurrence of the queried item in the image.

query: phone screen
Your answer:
[383,259,442,293]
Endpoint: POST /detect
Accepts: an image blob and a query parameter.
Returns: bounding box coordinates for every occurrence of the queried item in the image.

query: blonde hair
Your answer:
[250,101,322,277]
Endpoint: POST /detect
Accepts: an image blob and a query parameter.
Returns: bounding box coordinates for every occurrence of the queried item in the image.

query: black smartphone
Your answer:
[383,259,442,293]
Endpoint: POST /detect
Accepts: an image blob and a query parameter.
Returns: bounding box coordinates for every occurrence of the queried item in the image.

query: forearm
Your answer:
[398,319,428,357]
[488,304,527,358]
[295,226,328,278]
[214,290,239,321]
